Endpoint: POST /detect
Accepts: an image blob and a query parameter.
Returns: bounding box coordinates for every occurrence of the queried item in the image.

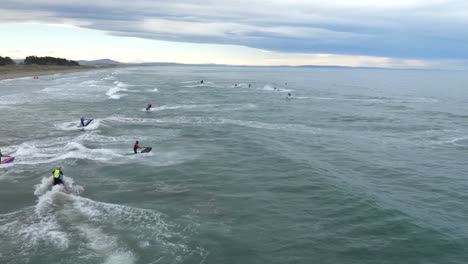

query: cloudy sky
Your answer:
[1,0,467,68]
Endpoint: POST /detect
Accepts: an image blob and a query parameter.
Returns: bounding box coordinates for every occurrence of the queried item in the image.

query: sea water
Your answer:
[1,66,467,264]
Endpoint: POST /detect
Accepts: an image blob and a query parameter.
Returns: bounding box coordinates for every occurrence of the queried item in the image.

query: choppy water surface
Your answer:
[1,66,467,264]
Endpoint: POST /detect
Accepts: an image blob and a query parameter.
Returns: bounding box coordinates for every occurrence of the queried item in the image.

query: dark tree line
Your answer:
[0,56,16,65]
[24,56,80,66]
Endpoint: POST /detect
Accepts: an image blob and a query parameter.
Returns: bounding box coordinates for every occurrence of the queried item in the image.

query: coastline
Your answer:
[0,65,114,81]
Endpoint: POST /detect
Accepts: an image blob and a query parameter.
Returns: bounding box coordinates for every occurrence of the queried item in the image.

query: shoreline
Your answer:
[0,65,116,81]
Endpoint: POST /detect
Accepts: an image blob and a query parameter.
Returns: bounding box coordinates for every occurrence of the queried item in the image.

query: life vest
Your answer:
[53,169,61,179]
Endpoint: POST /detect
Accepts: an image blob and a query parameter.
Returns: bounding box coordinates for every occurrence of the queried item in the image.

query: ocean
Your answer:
[0,66,467,264]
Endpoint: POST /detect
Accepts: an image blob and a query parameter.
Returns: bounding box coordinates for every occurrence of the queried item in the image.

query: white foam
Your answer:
[0,162,14,171]
[392,96,439,103]
[76,133,146,144]
[75,225,136,264]
[34,176,84,197]
[182,82,216,88]
[141,103,254,112]
[450,136,468,144]
[230,83,250,88]
[0,176,194,261]
[8,137,71,163]
[40,86,61,92]
[84,119,101,130]
[181,80,214,84]
[15,141,123,165]
[18,211,70,249]
[70,196,179,247]
[141,104,199,112]
[79,80,100,86]
[432,136,468,147]
[113,81,126,86]
[106,87,127,99]
[106,81,129,99]
[55,119,101,131]
[34,176,55,196]
[16,143,51,158]
[0,93,30,106]
[106,115,318,135]
[261,85,292,92]
[105,115,187,126]
[299,96,439,103]
[219,118,319,134]
[0,76,32,83]
[0,180,86,253]
[104,115,179,126]
[262,85,275,91]
[152,183,189,194]
[278,88,292,92]
[0,175,86,254]
[2,126,163,166]
[62,142,122,161]
[223,103,257,110]
[102,76,117,80]
[103,252,136,264]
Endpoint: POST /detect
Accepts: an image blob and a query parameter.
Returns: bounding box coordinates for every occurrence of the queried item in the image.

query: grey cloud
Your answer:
[1,0,468,59]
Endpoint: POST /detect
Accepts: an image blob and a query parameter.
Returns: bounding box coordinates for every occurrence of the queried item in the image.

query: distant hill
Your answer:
[128,62,230,67]
[24,56,79,66]
[0,56,16,66]
[78,59,121,65]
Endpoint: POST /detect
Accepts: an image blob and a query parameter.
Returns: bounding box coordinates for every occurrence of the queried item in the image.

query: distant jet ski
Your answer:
[146,103,152,111]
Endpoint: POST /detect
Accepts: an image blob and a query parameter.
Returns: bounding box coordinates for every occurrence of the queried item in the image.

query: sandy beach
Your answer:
[0,65,107,80]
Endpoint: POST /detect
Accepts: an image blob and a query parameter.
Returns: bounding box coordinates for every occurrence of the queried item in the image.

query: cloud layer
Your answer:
[1,0,468,60]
